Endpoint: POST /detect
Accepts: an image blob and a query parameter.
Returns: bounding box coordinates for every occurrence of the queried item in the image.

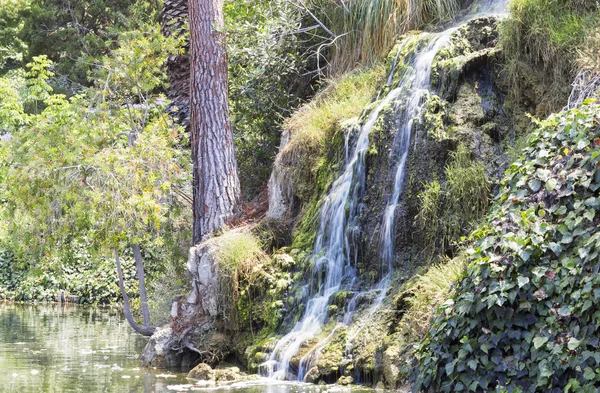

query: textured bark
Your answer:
[114,249,156,336]
[189,0,240,244]
[132,243,151,328]
[162,0,190,116]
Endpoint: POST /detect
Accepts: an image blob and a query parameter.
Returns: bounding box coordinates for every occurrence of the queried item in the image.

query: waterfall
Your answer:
[261,0,507,382]
[261,80,405,380]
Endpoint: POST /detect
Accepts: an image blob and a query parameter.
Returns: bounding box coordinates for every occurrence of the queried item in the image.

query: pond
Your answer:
[0,303,375,393]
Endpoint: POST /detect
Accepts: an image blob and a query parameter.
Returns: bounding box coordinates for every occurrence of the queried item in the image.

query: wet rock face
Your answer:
[358,15,511,277]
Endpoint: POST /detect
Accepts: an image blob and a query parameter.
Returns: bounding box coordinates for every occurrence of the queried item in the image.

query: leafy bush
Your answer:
[413,100,600,392]
[19,0,160,85]
[0,243,140,304]
[225,0,310,200]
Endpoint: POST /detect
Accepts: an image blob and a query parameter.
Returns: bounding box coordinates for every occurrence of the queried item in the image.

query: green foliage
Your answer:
[19,0,161,85]
[416,180,442,253]
[0,241,143,304]
[416,144,490,254]
[0,24,190,307]
[413,100,600,392]
[500,0,599,113]
[225,0,308,200]
[0,0,30,73]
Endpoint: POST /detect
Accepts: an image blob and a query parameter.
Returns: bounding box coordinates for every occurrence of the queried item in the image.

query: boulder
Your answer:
[382,344,402,389]
[304,366,321,384]
[188,363,214,381]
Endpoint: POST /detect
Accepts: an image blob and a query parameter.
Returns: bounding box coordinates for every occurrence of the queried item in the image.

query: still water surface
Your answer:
[0,303,372,393]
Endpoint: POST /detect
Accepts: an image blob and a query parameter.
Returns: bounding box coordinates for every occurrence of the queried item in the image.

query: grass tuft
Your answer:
[500,0,599,113]
[399,255,466,338]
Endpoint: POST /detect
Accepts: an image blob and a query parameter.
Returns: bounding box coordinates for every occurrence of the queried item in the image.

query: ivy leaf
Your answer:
[536,169,551,181]
[546,178,558,191]
[517,276,530,288]
[584,208,596,222]
[528,179,542,192]
[561,233,574,244]
[583,367,596,380]
[548,242,563,256]
[533,336,549,349]
[445,361,455,376]
[567,337,581,351]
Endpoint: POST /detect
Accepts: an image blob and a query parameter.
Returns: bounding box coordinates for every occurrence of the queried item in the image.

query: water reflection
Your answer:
[0,303,378,393]
[0,303,188,392]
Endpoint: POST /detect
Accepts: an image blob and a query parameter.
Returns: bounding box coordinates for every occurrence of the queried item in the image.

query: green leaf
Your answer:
[583,367,596,380]
[548,242,563,256]
[533,336,549,349]
[546,178,558,191]
[567,337,581,350]
[561,233,574,244]
[517,276,530,288]
[528,179,542,192]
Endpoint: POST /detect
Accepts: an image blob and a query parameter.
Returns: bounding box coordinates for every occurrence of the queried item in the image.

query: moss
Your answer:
[316,329,347,378]
[422,94,449,140]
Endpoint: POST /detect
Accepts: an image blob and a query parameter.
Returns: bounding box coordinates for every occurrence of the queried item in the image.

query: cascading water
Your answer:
[261,0,507,382]
[260,73,405,381]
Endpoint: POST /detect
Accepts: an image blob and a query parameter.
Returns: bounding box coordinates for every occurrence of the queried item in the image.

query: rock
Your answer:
[266,130,291,219]
[214,368,238,382]
[383,345,402,389]
[188,363,214,381]
[187,244,220,317]
[375,381,386,390]
[338,375,354,385]
[304,366,320,384]
[141,326,182,368]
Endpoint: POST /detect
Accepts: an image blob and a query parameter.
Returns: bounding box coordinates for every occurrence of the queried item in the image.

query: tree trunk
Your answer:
[189,0,240,244]
[162,0,190,120]
[114,249,156,336]
[132,243,151,328]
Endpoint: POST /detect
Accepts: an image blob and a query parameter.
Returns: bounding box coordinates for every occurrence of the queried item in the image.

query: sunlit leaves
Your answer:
[0,24,190,262]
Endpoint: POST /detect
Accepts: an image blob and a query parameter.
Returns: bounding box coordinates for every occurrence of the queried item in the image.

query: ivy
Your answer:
[413,99,600,392]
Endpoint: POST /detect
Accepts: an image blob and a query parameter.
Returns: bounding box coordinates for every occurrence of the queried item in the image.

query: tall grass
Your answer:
[308,0,460,74]
[416,144,490,254]
[500,0,599,113]
[398,255,466,338]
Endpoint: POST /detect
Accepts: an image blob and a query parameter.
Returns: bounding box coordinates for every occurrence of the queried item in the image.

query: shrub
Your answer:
[416,144,490,255]
[413,100,600,392]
